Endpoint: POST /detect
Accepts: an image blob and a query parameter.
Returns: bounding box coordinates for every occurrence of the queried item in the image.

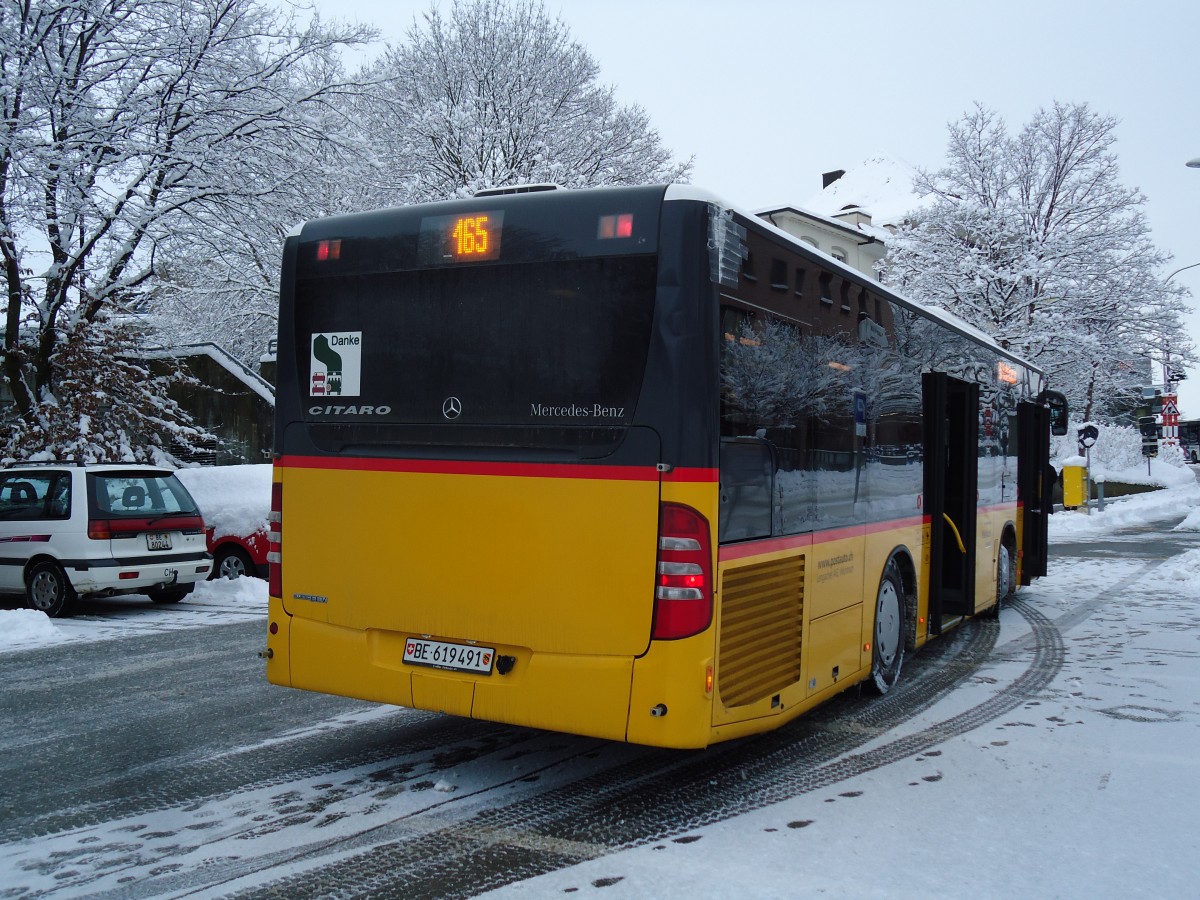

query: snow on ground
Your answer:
[0,576,267,652]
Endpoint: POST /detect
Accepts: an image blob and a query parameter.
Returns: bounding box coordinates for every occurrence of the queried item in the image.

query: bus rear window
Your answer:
[295,256,657,440]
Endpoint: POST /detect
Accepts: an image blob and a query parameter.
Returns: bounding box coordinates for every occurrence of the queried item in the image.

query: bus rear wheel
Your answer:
[869,563,905,694]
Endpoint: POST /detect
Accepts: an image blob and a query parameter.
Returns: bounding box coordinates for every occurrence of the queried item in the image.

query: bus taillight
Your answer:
[268,481,282,597]
[652,503,713,640]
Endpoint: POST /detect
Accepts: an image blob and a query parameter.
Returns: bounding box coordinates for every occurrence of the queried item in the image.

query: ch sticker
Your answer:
[310,332,362,397]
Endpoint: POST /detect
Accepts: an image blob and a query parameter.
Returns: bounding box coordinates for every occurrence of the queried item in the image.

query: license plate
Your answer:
[146,533,172,551]
[403,638,495,674]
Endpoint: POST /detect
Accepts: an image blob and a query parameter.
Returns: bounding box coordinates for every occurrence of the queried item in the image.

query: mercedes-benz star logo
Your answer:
[442,396,462,420]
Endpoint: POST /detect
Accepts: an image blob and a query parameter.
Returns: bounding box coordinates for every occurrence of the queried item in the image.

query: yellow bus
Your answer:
[264,185,1063,749]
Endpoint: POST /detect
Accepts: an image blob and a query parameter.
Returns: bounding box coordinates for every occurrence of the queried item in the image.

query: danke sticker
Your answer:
[310,332,362,397]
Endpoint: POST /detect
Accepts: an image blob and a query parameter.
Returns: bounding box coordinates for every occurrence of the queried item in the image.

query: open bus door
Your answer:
[1016,391,1063,583]
[923,372,979,633]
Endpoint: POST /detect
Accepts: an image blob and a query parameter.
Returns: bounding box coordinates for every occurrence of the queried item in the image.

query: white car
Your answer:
[0,462,212,617]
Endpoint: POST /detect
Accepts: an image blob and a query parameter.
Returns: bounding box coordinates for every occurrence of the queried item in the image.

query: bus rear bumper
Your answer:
[273,610,639,743]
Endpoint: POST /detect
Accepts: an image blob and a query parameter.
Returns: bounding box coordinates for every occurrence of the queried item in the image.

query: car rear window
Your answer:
[88,472,200,517]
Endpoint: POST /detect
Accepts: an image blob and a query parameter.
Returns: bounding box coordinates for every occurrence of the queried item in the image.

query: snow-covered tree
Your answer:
[144,47,383,368]
[357,0,693,203]
[0,0,370,461]
[881,102,1194,421]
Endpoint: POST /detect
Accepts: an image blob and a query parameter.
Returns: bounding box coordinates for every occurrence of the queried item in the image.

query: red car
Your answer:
[207,526,268,580]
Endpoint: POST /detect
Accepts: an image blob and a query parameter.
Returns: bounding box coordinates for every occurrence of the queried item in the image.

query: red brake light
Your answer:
[88,519,112,540]
[652,503,713,640]
[268,480,282,597]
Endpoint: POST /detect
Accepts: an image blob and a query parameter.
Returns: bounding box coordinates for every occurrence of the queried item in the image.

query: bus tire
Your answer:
[869,561,905,694]
[985,541,1015,620]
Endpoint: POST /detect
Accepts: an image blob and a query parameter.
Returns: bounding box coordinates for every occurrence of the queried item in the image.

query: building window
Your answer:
[770,258,788,291]
[721,305,753,342]
[741,251,757,282]
[831,247,848,264]
[794,267,806,300]
[840,280,851,314]
[819,272,833,305]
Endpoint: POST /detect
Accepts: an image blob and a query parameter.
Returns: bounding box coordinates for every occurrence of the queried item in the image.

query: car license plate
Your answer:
[146,533,172,551]
[403,638,495,675]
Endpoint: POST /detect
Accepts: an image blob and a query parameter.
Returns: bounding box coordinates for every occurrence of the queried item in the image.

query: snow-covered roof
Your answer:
[136,343,275,406]
[798,153,929,228]
[754,203,894,246]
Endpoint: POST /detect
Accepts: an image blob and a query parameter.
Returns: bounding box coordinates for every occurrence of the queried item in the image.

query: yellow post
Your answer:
[1062,465,1086,509]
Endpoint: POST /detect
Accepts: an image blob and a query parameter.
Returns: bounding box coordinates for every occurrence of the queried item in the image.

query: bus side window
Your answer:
[719,438,774,542]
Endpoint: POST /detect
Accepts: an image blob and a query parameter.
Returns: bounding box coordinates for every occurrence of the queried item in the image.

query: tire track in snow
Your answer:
[203,612,1048,899]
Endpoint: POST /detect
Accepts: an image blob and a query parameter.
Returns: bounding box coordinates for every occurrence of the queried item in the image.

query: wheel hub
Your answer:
[876,580,901,666]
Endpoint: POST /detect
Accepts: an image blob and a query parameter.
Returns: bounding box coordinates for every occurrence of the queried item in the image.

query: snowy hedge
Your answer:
[1051,422,1190,485]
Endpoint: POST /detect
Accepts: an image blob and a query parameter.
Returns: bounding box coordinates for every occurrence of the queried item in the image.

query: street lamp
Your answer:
[1188,158,1200,168]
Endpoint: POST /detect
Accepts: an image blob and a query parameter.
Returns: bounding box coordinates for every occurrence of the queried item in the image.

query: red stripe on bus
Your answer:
[719,515,928,561]
[276,454,717,483]
[662,468,719,482]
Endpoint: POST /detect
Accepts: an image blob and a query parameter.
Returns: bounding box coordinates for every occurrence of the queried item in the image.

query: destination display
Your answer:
[418,210,505,264]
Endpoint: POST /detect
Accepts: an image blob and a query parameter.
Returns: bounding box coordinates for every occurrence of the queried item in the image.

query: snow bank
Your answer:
[1158,547,1200,581]
[190,572,268,607]
[0,609,63,650]
[1090,458,1195,488]
[1049,478,1200,541]
[1172,508,1200,532]
[0,574,266,655]
[177,464,272,538]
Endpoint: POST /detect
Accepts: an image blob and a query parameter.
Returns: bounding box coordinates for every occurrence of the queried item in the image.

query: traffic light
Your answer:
[1138,416,1160,440]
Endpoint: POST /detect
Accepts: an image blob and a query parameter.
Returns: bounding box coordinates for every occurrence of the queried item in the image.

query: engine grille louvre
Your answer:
[717,555,804,708]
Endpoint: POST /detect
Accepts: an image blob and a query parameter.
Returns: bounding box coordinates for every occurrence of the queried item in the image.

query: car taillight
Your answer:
[88,519,112,540]
[652,503,713,640]
[268,480,282,596]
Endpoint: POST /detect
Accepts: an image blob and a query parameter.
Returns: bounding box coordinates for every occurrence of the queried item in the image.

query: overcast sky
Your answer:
[331,0,1200,416]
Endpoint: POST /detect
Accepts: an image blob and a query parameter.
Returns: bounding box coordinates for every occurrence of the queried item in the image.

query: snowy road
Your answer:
[0,603,1005,898]
[1,478,1198,898]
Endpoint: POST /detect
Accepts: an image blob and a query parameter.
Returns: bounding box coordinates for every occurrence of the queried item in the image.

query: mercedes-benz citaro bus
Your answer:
[264,184,1061,749]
